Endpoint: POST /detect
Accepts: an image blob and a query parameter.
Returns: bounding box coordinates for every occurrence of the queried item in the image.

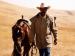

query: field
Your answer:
[0,1,75,56]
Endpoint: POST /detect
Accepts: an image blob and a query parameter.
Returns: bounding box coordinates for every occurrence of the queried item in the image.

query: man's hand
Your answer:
[31,42,35,46]
[54,38,57,45]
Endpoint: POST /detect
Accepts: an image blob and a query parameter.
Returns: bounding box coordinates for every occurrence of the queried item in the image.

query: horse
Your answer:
[12,19,31,56]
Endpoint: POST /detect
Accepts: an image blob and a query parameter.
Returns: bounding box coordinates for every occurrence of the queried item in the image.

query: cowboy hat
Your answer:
[37,3,50,12]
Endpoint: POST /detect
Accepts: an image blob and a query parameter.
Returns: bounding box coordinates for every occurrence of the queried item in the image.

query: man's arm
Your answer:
[29,18,35,45]
[50,18,57,45]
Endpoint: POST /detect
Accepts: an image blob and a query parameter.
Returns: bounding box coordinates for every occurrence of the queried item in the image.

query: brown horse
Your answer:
[12,20,31,56]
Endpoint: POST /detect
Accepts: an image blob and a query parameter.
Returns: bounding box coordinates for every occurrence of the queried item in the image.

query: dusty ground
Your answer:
[0,1,75,56]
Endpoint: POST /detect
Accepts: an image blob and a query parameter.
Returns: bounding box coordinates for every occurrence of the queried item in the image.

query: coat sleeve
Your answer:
[29,18,35,43]
[50,17,57,39]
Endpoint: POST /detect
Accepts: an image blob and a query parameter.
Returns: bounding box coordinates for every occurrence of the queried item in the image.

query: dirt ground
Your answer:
[0,25,75,56]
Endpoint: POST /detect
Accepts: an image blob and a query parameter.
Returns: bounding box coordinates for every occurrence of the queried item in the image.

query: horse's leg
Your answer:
[15,40,22,56]
[23,39,30,56]
[12,43,16,56]
[23,45,30,56]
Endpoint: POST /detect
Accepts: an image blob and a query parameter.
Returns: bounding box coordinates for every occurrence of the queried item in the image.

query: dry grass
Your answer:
[0,1,75,56]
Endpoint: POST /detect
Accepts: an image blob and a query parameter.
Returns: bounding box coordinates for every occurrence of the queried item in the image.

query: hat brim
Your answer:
[37,6,50,9]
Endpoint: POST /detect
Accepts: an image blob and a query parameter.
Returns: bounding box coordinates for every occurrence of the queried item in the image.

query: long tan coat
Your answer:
[30,13,57,49]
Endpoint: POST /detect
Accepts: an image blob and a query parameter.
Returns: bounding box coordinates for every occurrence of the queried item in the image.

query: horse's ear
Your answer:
[22,15,24,19]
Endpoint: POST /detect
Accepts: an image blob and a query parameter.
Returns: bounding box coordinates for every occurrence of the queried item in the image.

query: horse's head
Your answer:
[18,21,30,38]
[12,19,31,40]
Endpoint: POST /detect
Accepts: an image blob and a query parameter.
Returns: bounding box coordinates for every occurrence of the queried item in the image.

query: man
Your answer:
[30,3,57,56]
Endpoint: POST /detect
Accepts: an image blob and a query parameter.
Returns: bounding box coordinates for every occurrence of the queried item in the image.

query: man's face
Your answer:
[40,12,46,17]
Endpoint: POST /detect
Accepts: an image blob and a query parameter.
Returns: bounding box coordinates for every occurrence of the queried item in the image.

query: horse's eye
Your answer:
[17,30,19,33]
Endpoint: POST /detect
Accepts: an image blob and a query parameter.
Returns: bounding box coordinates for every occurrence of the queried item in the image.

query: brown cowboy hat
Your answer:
[37,3,50,12]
